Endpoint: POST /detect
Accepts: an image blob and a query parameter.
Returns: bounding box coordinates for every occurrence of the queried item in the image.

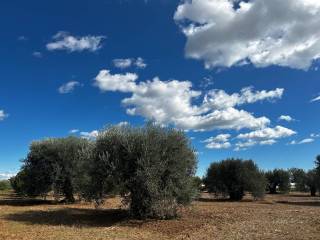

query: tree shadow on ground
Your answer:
[284,194,317,198]
[276,201,320,207]
[196,197,255,203]
[0,193,54,206]
[197,198,230,203]
[4,208,129,228]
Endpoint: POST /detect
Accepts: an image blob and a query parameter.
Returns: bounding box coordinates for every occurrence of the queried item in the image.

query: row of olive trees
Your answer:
[10,124,198,219]
[288,168,319,196]
[203,158,320,201]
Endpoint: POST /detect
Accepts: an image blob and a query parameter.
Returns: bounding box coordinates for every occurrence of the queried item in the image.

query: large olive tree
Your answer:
[84,124,198,219]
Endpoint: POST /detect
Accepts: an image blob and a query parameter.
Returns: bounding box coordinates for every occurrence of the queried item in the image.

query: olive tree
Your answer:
[306,169,318,196]
[204,159,266,201]
[315,155,320,181]
[12,137,89,202]
[289,168,308,192]
[85,124,198,219]
[265,169,290,194]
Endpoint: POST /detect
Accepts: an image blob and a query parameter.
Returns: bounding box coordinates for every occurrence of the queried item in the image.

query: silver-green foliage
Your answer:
[85,123,198,219]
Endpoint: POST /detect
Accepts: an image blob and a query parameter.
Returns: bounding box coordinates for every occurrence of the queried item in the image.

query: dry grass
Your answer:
[1,191,320,240]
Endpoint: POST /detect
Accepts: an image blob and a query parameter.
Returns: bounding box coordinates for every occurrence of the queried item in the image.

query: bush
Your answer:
[85,123,198,219]
[265,169,290,194]
[204,159,266,201]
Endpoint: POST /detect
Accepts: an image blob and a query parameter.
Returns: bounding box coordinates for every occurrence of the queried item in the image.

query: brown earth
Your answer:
[0,191,320,240]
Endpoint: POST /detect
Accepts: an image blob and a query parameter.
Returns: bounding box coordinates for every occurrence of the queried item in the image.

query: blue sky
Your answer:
[1,0,320,178]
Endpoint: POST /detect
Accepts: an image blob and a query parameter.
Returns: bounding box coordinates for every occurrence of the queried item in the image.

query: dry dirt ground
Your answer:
[0,191,320,240]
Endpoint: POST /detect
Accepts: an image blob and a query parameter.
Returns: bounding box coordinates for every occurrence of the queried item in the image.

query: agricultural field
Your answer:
[1,191,320,240]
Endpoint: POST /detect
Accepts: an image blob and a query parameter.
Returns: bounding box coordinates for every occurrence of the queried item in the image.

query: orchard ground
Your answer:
[0,191,320,240]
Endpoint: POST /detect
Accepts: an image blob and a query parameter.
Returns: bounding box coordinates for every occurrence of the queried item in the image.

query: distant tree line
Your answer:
[0,180,11,191]
[10,124,198,219]
[203,157,320,201]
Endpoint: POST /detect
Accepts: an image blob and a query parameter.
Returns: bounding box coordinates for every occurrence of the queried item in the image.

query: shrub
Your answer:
[265,169,290,194]
[204,159,266,201]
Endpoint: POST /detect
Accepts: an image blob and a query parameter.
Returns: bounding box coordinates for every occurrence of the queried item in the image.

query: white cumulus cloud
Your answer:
[94,70,138,92]
[234,125,295,150]
[47,31,105,52]
[80,130,99,139]
[237,126,296,140]
[175,0,320,70]
[278,115,294,122]
[94,69,284,131]
[203,134,231,149]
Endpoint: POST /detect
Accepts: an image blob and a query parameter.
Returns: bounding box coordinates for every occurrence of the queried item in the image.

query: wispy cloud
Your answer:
[311,96,320,102]
[311,133,320,138]
[32,51,43,58]
[58,81,82,94]
[69,129,79,134]
[289,138,315,145]
[47,31,105,52]
[0,110,8,121]
[18,36,27,41]
[200,76,214,89]
[113,57,147,69]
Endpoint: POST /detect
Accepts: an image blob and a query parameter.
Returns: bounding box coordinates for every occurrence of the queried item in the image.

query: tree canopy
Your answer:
[204,159,266,201]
